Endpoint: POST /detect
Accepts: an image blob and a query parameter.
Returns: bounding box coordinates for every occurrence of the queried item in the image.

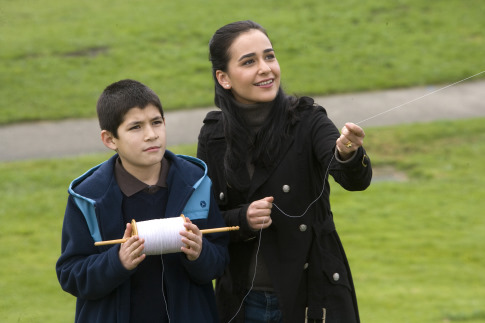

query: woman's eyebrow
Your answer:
[238,48,274,62]
[238,52,255,62]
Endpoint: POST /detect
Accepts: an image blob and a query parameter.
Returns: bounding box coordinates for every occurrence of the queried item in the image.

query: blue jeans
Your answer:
[244,291,283,323]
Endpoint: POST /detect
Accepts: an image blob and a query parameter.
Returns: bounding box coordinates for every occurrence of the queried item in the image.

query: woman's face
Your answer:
[216,29,281,104]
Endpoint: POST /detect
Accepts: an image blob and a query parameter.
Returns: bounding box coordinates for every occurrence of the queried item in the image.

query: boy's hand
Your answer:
[119,222,146,270]
[180,218,203,261]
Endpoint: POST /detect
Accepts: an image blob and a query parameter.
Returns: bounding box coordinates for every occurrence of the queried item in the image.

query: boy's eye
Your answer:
[129,125,140,130]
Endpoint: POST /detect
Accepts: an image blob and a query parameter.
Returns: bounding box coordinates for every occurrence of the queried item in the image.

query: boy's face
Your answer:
[106,104,166,177]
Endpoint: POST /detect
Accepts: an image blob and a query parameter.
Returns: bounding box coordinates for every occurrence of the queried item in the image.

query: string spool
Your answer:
[94,215,239,255]
[137,216,186,255]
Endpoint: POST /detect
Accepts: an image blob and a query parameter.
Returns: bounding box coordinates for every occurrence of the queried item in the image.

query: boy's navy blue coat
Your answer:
[56,151,229,323]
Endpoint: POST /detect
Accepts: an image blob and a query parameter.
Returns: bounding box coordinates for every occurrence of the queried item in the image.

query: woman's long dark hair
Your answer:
[209,20,301,190]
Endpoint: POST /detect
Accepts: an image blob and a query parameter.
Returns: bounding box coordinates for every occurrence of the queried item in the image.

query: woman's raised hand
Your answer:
[336,122,365,160]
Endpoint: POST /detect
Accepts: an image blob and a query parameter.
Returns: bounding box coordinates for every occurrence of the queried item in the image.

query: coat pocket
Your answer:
[320,251,351,291]
[310,234,358,322]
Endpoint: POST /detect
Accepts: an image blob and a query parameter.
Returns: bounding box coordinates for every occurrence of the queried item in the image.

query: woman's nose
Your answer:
[258,60,272,74]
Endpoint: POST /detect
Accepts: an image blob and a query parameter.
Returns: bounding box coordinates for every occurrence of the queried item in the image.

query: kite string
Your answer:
[355,70,485,125]
[137,218,185,255]
[229,69,485,322]
[273,70,485,218]
[227,219,266,323]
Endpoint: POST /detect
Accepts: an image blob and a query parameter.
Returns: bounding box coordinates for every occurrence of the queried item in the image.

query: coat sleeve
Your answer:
[56,196,132,300]
[310,106,372,191]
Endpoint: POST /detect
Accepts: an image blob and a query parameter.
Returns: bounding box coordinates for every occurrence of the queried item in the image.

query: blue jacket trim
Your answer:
[68,155,212,242]
[177,155,211,221]
[68,162,105,242]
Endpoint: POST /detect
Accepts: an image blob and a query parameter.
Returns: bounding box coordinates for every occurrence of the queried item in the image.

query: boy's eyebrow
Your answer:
[151,115,163,121]
[125,116,163,126]
[125,120,141,127]
[238,48,274,62]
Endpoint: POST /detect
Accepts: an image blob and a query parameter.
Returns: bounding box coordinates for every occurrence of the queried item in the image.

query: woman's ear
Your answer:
[101,130,117,151]
[216,70,231,89]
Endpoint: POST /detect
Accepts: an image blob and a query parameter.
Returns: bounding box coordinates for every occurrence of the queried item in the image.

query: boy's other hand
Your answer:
[119,222,146,270]
[180,218,203,261]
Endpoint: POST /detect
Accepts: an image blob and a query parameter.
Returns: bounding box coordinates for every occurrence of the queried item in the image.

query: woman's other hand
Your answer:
[247,196,274,231]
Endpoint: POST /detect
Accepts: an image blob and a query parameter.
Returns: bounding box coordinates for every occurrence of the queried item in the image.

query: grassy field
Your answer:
[1,0,484,124]
[0,118,484,322]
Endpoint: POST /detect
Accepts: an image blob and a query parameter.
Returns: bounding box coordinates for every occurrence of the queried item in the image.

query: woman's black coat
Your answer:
[197,98,372,323]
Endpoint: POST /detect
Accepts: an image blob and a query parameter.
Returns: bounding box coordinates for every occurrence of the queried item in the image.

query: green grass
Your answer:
[0,118,484,322]
[1,0,484,124]
[330,119,485,322]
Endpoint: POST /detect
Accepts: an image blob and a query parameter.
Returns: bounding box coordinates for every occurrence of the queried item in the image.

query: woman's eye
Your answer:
[265,53,275,60]
[242,59,254,66]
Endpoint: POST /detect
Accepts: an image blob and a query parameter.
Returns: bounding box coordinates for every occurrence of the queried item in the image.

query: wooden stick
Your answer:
[200,226,240,234]
[95,238,128,246]
[94,226,239,246]
[131,219,138,236]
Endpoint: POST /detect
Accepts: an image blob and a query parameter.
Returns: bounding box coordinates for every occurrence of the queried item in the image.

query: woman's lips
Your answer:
[254,79,274,87]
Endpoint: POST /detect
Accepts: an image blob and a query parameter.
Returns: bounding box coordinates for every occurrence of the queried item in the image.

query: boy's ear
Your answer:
[101,130,117,151]
[216,70,231,89]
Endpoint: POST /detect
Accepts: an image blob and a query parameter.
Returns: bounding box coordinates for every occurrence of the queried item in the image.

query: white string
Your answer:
[136,218,186,323]
[137,218,185,255]
[273,155,336,219]
[225,71,485,322]
[272,70,484,218]
[227,219,266,323]
[154,71,484,322]
[355,70,485,126]
[161,252,171,323]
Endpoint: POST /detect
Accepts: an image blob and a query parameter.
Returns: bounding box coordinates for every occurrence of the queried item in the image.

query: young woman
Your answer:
[197,20,372,323]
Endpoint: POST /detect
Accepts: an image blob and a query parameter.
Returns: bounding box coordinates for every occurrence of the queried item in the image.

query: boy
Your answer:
[56,79,229,323]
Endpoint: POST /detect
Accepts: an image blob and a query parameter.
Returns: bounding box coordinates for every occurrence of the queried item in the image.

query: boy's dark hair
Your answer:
[96,79,164,138]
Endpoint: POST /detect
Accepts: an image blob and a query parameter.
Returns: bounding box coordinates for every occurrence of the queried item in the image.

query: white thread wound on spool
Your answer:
[136,217,185,255]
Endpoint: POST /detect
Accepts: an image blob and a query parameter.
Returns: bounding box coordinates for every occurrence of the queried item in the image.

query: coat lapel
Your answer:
[247,135,295,197]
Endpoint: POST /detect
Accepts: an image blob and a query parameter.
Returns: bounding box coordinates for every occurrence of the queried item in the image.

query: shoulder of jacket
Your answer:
[199,110,224,140]
[297,96,328,117]
[166,151,205,182]
[69,156,116,199]
[202,110,222,123]
[173,154,206,174]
